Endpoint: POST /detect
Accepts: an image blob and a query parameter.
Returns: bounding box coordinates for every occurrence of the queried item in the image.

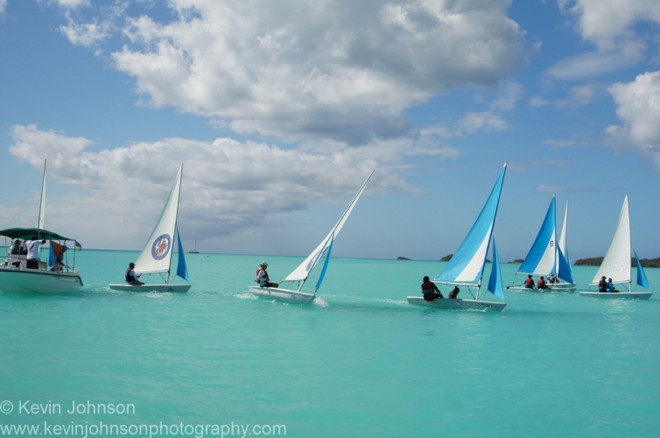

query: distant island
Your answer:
[575,257,660,268]
[397,255,660,267]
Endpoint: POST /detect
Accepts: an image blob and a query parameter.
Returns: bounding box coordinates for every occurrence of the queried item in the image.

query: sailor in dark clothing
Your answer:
[421,276,443,301]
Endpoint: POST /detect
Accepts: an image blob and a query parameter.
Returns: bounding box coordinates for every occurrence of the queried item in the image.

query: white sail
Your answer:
[37,159,47,229]
[134,165,183,275]
[283,170,374,283]
[558,201,568,259]
[591,196,631,285]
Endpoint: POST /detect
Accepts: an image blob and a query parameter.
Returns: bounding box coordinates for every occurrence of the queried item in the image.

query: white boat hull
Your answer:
[249,286,316,304]
[109,283,191,293]
[407,296,506,312]
[0,267,83,294]
[508,283,576,292]
[579,290,652,299]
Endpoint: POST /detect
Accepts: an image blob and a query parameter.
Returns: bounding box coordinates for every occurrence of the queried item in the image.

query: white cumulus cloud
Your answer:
[56,0,526,146]
[606,71,660,169]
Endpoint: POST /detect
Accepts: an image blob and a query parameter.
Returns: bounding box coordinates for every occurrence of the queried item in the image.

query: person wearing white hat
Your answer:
[255,261,278,288]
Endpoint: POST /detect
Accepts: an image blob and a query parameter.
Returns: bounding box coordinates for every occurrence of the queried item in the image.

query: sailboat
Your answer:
[0,159,84,294]
[189,238,200,254]
[579,196,652,299]
[508,196,576,292]
[249,170,374,303]
[407,164,507,311]
[109,164,190,293]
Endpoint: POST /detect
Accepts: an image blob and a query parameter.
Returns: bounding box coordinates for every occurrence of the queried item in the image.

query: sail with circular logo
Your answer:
[110,164,190,293]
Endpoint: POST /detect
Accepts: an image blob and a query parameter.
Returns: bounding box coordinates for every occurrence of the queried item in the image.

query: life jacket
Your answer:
[256,267,269,283]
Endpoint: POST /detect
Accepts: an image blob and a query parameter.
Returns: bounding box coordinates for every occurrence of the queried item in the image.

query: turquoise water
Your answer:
[1,250,660,437]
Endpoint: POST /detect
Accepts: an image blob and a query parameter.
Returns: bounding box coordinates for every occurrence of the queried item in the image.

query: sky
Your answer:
[0,0,659,262]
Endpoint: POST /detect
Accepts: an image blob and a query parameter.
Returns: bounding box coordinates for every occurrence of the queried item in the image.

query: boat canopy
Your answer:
[0,227,75,241]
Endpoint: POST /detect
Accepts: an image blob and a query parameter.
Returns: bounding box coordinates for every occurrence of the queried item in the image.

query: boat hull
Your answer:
[0,267,83,294]
[109,283,191,293]
[249,286,316,304]
[406,296,506,311]
[579,291,652,299]
[508,283,576,292]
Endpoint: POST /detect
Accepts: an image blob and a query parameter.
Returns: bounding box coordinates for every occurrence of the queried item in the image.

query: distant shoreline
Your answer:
[397,255,660,268]
[573,257,660,268]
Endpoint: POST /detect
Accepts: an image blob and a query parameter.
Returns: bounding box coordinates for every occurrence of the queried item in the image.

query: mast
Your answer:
[167,164,184,284]
[37,159,47,229]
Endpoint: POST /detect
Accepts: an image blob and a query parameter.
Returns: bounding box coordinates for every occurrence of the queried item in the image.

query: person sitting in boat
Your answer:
[548,274,557,284]
[421,276,443,301]
[125,262,144,286]
[598,276,608,292]
[9,238,25,255]
[606,278,619,293]
[524,274,535,289]
[448,286,460,299]
[51,256,71,273]
[26,235,46,269]
[537,276,548,289]
[256,261,278,288]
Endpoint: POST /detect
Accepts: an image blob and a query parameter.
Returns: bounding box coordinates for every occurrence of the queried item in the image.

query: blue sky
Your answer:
[1,0,659,262]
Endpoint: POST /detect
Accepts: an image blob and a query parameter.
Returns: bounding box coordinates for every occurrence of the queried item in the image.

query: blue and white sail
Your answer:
[517,196,557,277]
[281,170,374,293]
[511,196,575,289]
[435,163,506,300]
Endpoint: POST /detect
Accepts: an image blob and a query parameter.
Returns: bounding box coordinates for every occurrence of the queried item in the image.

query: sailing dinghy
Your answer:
[579,196,652,299]
[249,171,374,303]
[109,164,190,293]
[508,196,576,292]
[407,164,507,311]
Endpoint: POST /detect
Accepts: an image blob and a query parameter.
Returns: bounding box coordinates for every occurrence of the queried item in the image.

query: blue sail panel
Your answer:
[314,237,334,292]
[557,247,574,284]
[437,164,506,283]
[634,250,650,289]
[518,197,556,275]
[487,240,505,300]
[176,229,189,281]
